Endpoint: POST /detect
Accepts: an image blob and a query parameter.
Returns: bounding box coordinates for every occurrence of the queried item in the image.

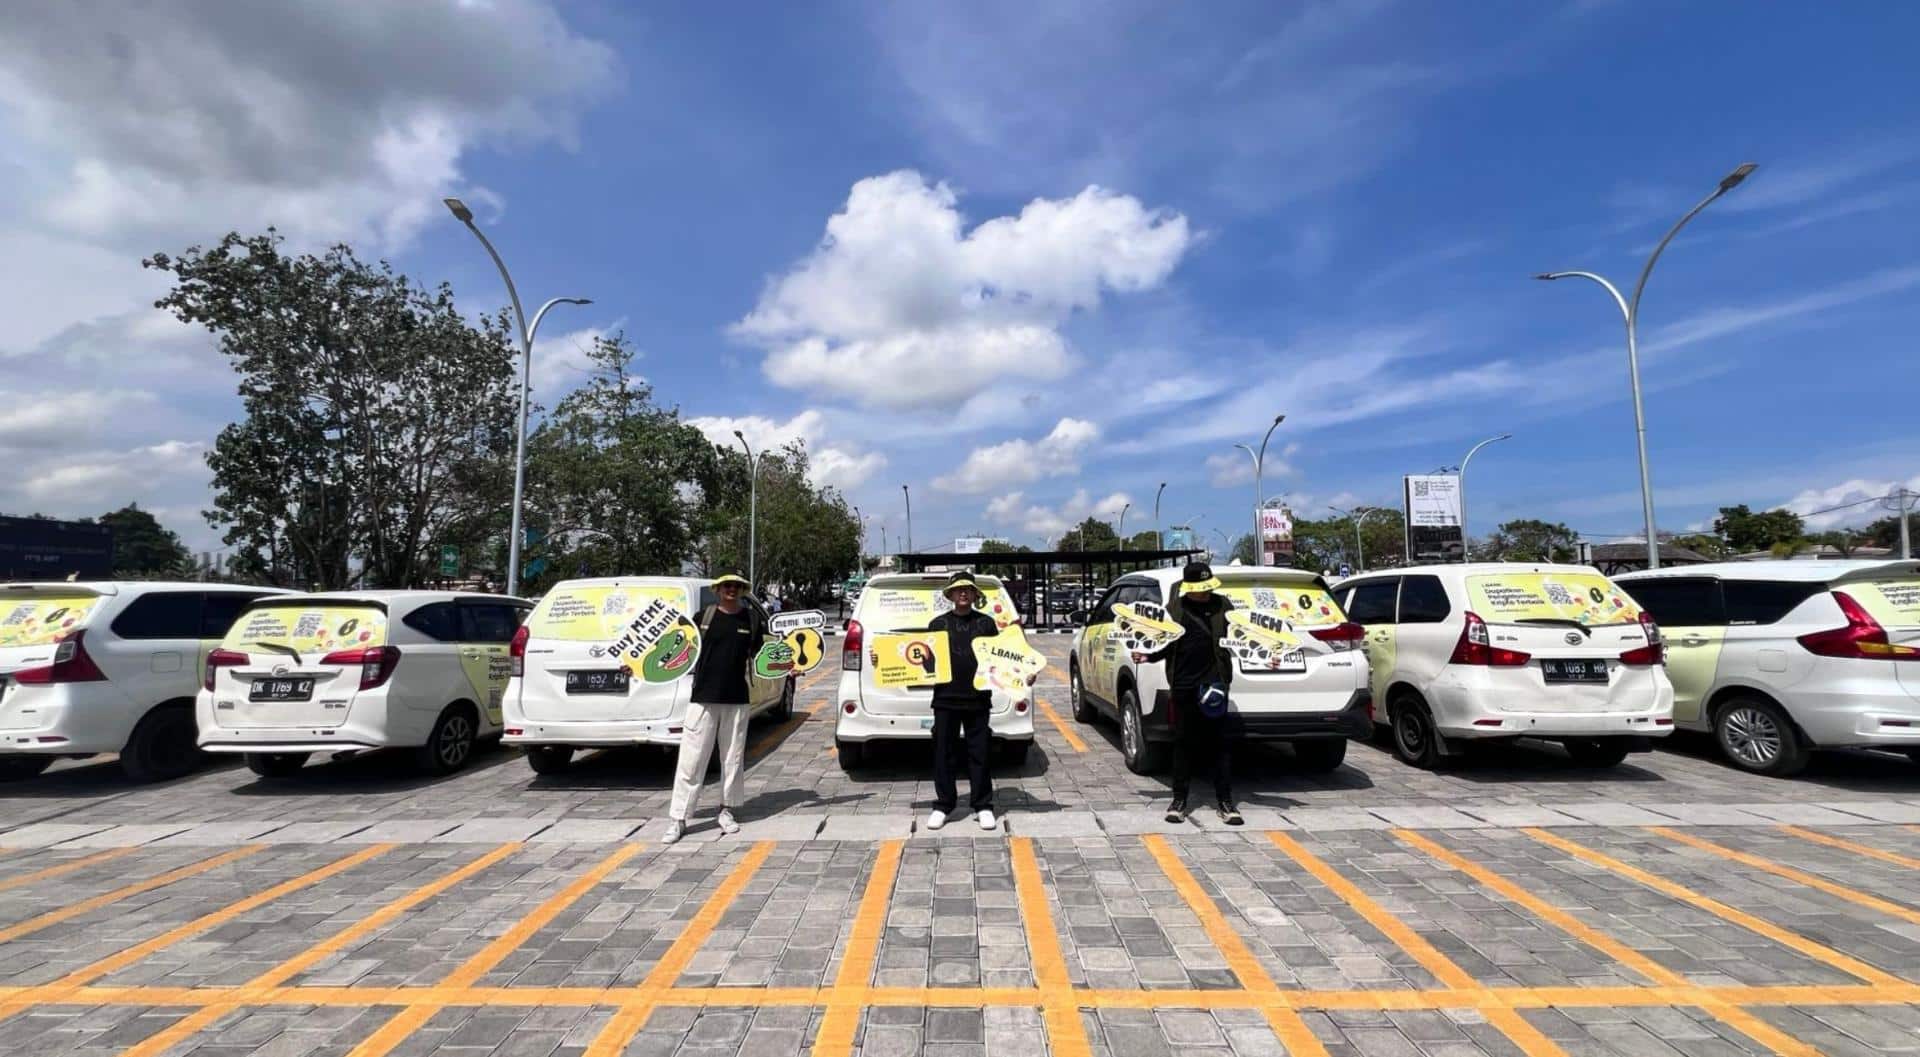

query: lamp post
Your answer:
[443,197,590,598]
[902,485,913,556]
[1536,162,1757,570]
[1231,414,1286,565]
[1329,505,1392,572]
[1458,433,1513,561]
[1116,502,1131,551]
[732,431,758,589]
[1152,482,1167,552]
[852,505,864,563]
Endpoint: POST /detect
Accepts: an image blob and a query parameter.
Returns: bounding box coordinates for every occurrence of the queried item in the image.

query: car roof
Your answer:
[1127,565,1327,585]
[249,590,529,608]
[1345,563,1607,580]
[864,573,1007,587]
[545,576,711,590]
[1617,559,1920,584]
[0,581,294,597]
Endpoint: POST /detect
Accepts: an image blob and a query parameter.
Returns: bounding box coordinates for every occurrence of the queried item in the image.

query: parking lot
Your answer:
[6,636,1920,1056]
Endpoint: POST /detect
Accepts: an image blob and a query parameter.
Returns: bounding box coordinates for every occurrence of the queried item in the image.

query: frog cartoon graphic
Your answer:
[753,639,797,680]
[639,621,699,684]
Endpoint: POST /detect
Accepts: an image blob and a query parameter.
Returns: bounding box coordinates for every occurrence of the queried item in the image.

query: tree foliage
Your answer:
[1474,518,1580,562]
[1712,504,1805,554]
[695,442,860,604]
[1287,510,1407,572]
[1670,533,1732,561]
[99,505,192,577]
[1055,518,1119,552]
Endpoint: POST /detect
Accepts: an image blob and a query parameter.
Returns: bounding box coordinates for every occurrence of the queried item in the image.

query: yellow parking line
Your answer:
[1011,837,1094,1057]
[1394,830,1817,1057]
[0,846,138,894]
[813,839,903,1057]
[1528,828,1902,987]
[1036,698,1087,753]
[1651,826,1920,927]
[1266,831,1570,1057]
[582,840,775,1057]
[1141,835,1328,1057]
[0,845,263,945]
[1777,824,1920,870]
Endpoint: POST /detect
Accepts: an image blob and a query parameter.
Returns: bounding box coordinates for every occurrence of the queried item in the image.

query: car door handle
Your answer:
[1678,636,1708,647]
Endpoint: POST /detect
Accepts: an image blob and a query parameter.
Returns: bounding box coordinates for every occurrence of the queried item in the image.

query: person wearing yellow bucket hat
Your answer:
[1132,561,1241,826]
[662,573,765,844]
[925,570,1003,831]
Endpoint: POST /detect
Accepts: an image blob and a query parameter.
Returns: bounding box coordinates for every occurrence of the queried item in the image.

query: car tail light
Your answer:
[509,625,529,677]
[321,645,403,690]
[1799,591,1920,661]
[1619,612,1665,666]
[204,647,249,691]
[12,630,108,685]
[1014,699,1028,713]
[1309,622,1365,651]
[842,619,864,671]
[1448,612,1531,667]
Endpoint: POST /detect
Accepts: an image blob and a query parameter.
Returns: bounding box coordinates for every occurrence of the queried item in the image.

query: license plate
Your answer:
[249,677,315,702]
[566,669,631,695]
[1541,659,1609,684]
[1273,650,1307,672]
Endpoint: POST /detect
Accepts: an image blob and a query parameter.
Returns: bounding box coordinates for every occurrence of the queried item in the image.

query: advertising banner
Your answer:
[870,631,952,688]
[1163,526,1195,552]
[1258,506,1294,564]
[1113,601,1184,654]
[1404,475,1465,562]
[972,624,1048,695]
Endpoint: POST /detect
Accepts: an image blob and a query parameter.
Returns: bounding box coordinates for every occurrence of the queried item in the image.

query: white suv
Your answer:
[1069,566,1371,775]
[835,573,1034,770]
[0,581,289,781]
[198,591,530,777]
[1616,560,1920,776]
[1334,564,1673,769]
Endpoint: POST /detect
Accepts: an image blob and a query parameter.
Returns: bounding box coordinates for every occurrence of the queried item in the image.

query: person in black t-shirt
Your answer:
[1134,562,1241,826]
[926,571,1003,831]
[663,573,766,844]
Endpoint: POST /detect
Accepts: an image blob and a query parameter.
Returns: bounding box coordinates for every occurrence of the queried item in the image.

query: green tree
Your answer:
[696,442,860,604]
[1475,519,1580,562]
[146,231,517,590]
[1056,518,1119,551]
[1712,504,1805,554]
[1862,516,1907,550]
[976,539,1033,579]
[1671,533,1733,561]
[98,505,192,577]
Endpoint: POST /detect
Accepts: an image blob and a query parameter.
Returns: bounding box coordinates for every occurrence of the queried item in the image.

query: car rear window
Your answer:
[223,602,390,653]
[1721,580,1822,625]
[1848,579,1920,628]
[1465,572,1641,627]
[857,581,1019,632]
[1213,579,1346,626]
[524,583,692,642]
[0,594,101,647]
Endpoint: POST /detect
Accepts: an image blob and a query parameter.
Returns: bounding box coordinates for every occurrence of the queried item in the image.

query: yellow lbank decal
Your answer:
[1465,573,1640,626]
[1113,601,1184,654]
[607,597,701,684]
[1221,609,1303,670]
[526,585,689,642]
[871,631,951,688]
[222,606,389,654]
[1853,579,1920,626]
[1215,584,1343,626]
[0,597,99,647]
[460,649,513,723]
[973,625,1047,695]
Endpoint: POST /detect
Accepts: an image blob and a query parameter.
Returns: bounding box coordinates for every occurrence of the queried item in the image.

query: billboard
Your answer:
[1259,505,1294,565]
[0,515,114,581]
[1163,526,1195,552]
[951,537,1007,555]
[1403,475,1465,563]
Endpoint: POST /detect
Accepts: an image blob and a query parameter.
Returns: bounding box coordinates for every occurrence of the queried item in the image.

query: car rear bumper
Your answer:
[501,719,688,747]
[834,705,1035,743]
[0,685,137,755]
[1785,690,1920,748]
[1145,690,1373,741]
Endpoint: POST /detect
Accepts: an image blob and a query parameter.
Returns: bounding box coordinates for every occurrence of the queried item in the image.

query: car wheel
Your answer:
[524,745,574,776]
[1070,662,1097,723]
[417,705,478,776]
[1905,748,1920,766]
[777,680,796,721]
[1120,687,1167,775]
[1291,739,1348,773]
[121,704,205,783]
[1390,696,1445,771]
[1562,738,1632,768]
[0,756,52,781]
[244,752,309,779]
[999,739,1033,767]
[836,738,864,771]
[1714,696,1808,777]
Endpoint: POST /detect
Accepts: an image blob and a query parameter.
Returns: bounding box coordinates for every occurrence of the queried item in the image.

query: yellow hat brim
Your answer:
[713,575,749,588]
[1179,577,1222,594]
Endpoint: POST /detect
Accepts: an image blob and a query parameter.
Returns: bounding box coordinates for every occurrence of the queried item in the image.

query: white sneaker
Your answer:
[925,810,948,830]
[977,809,998,831]
[717,809,740,835]
[660,819,684,845]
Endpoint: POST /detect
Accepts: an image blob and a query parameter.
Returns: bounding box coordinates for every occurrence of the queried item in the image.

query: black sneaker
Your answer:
[1217,801,1244,826]
[1164,798,1189,824]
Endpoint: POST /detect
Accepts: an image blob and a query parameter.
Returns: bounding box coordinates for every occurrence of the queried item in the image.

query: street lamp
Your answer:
[1152,482,1167,552]
[733,430,758,589]
[1458,433,1513,561]
[1116,502,1131,550]
[852,505,864,562]
[1535,162,1757,570]
[1329,505,1392,572]
[1231,414,1286,565]
[902,485,913,556]
[444,197,590,598]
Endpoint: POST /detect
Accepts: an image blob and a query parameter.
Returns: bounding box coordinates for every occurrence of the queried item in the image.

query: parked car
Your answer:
[1615,560,1920,776]
[835,572,1033,769]
[502,577,793,775]
[0,581,290,781]
[1070,566,1371,774]
[1333,564,1673,769]
[198,591,530,778]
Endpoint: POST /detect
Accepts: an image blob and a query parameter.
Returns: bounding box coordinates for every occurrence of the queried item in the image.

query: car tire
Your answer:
[1070,662,1097,723]
[244,752,309,779]
[999,739,1033,767]
[1291,739,1348,773]
[417,704,479,776]
[1390,695,1446,771]
[524,745,574,776]
[0,756,52,782]
[1714,696,1808,777]
[1562,738,1632,768]
[120,704,205,783]
[836,738,864,771]
[1905,748,1920,766]
[1120,687,1167,775]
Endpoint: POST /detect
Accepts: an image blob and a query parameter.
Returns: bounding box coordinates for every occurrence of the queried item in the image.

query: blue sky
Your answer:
[3,1,1917,556]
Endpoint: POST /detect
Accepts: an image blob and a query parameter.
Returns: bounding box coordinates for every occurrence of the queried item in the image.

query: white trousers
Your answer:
[669,700,750,821]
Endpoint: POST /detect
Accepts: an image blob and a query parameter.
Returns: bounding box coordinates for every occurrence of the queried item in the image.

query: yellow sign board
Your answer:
[0,597,99,647]
[1853,579,1920,627]
[871,630,951,688]
[1113,601,1183,654]
[1215,583,1344,627]
[608,597,701,684]
[223,605,389,655]
[973,625,1048,695]
[1222,609,1304,670]
[526,584,691,642]
[1465,572,1640,627]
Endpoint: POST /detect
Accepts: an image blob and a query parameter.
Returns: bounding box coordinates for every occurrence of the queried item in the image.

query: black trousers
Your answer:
[932,706,994,813]
[1169,686,1232,803]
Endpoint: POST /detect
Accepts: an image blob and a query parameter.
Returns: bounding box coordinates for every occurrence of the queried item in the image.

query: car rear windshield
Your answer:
[857,581,1019,632]
[1213,580,1346,626]
[0,594,101,647]
[1849,579,1920,629]
[1465,572,1641,627]
[222,602,390,653]
[524,583,693,642]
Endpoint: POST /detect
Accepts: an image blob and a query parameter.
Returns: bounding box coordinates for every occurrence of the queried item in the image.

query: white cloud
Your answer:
[1205,443,1298,488]
[527,323,621,404]
[984,488,1132,539]
[934,418,1099,493]
[735,171,1191,410]
[685,410,888,492]
[0,440,215,547]
[1784,475,1920,531]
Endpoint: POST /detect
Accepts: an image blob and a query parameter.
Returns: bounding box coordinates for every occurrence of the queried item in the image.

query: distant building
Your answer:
[0,515,114,581]
[1587,541,1714,576]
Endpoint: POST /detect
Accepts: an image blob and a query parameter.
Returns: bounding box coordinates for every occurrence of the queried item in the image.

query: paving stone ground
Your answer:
[4,639,1920,1055]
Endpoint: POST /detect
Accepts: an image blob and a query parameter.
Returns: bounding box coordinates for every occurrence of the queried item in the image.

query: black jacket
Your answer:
[1144,593,1235,690]
[929,609,1000,709]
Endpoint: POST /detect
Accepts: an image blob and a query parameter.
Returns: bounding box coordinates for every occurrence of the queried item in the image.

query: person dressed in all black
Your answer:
[1134,562,1242,826]
[926,571,1004,831]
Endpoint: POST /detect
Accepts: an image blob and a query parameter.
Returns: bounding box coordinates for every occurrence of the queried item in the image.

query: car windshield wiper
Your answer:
[245,641,304,666]
[1515,618,1592,635]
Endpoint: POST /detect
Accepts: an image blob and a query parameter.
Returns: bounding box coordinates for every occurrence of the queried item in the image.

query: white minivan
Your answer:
[1616,560,1920,776]
[502,577,794,775]
[1,582,290,781]
[835,573,1034,770]
[1334,564,1674,769]
[1070,566,1371,775]
[198,591,531,777]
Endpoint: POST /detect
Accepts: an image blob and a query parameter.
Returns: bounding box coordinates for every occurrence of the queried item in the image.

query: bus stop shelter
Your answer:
[893,548,1203,632]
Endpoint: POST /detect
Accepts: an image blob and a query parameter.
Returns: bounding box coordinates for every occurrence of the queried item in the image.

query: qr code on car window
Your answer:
[601,592,628,616]
[293,612,325,639]
[1543,582,1576,606]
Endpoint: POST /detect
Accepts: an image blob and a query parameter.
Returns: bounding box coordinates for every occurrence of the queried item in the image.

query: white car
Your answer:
[198,590,531,778]
[1333,564,1673,769]
[0,581,290,781]
[1615,560,1920,777]
[1069,566,1371,775]
[503,577,793,775]
[835,573,1034,770]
